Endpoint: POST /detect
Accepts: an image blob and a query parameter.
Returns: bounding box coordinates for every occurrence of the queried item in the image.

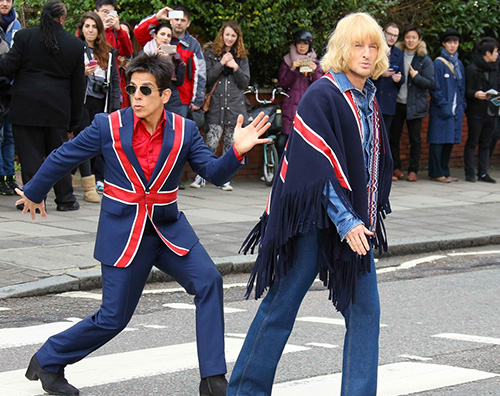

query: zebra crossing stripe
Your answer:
[433,333,500,345]
[272,362,498,396]
[0,337,308,395]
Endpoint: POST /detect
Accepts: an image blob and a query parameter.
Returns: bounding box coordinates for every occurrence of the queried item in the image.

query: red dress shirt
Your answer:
[132,112,167,181]
[132,111,245,181]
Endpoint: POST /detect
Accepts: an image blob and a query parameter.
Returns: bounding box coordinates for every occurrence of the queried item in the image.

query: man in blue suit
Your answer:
[374,22,405,180]
[16,53,270,396]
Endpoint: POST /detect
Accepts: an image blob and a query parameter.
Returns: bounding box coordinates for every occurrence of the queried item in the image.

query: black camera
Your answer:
[93,79,109,94]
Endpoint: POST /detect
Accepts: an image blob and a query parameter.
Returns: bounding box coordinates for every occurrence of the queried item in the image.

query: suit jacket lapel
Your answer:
[148,110,175,187]
[119,110,148,187]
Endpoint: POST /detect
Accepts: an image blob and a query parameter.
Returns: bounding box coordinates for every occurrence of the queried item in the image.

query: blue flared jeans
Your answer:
[227,230,380,396]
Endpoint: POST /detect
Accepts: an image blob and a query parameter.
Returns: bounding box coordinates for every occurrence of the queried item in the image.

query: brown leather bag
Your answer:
[202,77,222,112]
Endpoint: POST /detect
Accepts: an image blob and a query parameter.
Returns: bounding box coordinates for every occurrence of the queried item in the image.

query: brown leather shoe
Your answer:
[393,169,404,180]
[407,172,418,182]
[432,176,450,183]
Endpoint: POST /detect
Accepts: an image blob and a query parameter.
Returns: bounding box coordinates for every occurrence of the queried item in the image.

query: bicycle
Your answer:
[244,84,289,186]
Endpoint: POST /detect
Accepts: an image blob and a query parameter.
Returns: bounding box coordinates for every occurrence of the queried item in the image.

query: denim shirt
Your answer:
[325,71,377,240]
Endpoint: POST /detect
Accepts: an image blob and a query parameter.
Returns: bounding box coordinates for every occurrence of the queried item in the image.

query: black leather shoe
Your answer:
[199,374,228,396]
[478,174,496,183]
[56,201,80,212]
[25,354,79,395]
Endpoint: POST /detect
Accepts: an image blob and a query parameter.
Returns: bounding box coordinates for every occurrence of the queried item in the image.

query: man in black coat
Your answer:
[0,0,86,211]
[374,22,405,134]
[464,37,499,183]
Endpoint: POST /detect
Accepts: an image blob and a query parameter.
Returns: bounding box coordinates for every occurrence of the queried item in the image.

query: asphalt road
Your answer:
[1,245,499,396]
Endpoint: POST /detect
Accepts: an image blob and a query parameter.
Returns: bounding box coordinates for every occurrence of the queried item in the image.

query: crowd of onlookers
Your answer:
[0,0,499,211]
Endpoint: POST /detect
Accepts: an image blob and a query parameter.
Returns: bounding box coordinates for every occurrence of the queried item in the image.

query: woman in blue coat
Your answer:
[427,29,466,182]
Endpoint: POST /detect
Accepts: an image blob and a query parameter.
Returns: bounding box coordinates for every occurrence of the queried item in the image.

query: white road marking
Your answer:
[0,307,12,311]
[140,325,167,329]
[59,279,321,299]
[0,318,81,349]
[297,316,388,327]
[399,354,432,361]
[163,302,196,310]
[225,333,247,338]
[0,337,309,396]
[0,317,139,349]
[272,362,498,395]
[59,291,102,300]
[306,342,339,349]
[377,255,447,274]
[297,316,346,326]
[432,333,500,345]
[447,250,500,256]
[162,302,245,313]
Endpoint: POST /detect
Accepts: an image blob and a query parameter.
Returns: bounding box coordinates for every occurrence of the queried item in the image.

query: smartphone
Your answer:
[160,44,177,55]
[109,10,118,17]
[168,10,184,19]
[390,64,400,73]
[87,59,98,67]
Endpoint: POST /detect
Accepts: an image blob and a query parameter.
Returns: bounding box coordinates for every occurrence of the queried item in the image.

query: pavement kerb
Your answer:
[1,233,500,300]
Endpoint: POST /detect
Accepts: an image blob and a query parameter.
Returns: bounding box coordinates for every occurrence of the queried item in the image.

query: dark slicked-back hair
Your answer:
[125,53,173,91]
[95,0,116,10]
[403,24,421,39]
[476,37,499,56]
[40,0,67,54]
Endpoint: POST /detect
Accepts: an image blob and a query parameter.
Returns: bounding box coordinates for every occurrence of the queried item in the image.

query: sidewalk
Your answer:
[1,168,499,299]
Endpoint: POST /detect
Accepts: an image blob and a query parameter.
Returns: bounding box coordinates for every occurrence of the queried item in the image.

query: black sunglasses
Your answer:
[125,85,164,96]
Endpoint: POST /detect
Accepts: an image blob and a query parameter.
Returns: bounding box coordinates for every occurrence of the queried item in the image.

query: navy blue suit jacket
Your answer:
[23,108,243,266]
[374,45,405,116]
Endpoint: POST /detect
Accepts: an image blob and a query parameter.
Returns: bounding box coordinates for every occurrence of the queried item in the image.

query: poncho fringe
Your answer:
[241,177,390,311]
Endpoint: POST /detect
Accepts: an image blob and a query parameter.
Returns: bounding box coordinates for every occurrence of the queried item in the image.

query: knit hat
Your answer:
[440,28,461,43]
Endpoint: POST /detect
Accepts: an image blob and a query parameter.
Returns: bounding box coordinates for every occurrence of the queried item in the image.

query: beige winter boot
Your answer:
[81,175,101,203]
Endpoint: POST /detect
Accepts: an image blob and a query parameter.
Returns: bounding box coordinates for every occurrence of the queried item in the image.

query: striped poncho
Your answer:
[241,73,393,311]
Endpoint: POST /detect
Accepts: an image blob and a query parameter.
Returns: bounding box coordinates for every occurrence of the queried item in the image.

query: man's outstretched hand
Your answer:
[233,112,271,157]
[15,188,46,220]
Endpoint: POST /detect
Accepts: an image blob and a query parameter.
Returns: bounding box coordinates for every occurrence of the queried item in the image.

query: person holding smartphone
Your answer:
[77,11,120,198]
[93,0,132,58]
[134,6,206,119]
[134,18,186,115]
[374,22,405,161]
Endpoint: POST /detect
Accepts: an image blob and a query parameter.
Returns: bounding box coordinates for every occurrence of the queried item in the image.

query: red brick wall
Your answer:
[399,115,500,171]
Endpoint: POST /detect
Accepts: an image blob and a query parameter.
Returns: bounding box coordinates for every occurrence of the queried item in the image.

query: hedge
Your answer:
[14,0,500,85]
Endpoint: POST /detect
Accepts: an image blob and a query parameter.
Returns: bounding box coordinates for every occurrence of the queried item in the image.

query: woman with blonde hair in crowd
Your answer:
[190,20,250,191]
[76,11,120,200]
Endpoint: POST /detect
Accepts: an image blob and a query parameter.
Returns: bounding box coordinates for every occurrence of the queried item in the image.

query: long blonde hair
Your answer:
[320,13,389,79]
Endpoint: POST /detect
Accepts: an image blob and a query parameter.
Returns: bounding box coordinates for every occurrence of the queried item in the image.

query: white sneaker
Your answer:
[221,182,233,191]
[190,175,205,189]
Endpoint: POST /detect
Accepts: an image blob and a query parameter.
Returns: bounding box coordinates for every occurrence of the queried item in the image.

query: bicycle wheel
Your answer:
[263,143,279,186]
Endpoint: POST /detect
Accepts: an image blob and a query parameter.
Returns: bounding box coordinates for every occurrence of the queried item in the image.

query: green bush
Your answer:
[14,0,500,85]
